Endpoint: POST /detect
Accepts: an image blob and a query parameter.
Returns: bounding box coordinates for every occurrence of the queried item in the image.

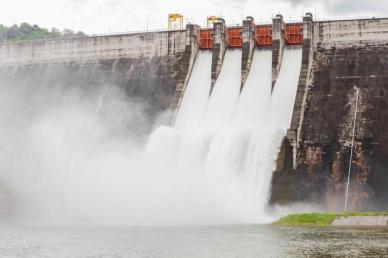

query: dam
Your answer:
[1,13,388,222]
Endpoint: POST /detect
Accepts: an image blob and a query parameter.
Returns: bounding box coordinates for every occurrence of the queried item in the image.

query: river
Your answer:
[0,224,387,257]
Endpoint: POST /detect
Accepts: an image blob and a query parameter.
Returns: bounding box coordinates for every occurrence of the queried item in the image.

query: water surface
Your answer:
[1,224,387,257]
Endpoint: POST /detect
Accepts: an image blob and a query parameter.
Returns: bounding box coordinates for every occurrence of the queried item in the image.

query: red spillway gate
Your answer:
[227,28,242,48]
[285,24,303,45]
[255,26,272,46]
[199,30,213,49]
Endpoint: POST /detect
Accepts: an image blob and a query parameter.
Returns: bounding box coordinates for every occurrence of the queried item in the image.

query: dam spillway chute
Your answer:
[145,40,303,223]
[174,50,212,131]
[269,46,303,131]
[204,49,242,128]
[235,49,272,126]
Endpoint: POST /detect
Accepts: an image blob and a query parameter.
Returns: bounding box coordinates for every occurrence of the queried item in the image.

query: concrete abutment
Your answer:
[171,24,200,122]
[286,12,314,169]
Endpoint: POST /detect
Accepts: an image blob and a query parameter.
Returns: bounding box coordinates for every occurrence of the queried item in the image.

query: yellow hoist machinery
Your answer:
[207,16,221,27]
[168,13,184,30]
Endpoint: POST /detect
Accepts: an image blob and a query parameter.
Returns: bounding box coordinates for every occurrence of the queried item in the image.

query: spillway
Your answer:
[175,51,212,131]
[145,46,302,223]
[236,49,272,126]
[269,46,303,130]
[0,42,302,225]
[204,49,242,128]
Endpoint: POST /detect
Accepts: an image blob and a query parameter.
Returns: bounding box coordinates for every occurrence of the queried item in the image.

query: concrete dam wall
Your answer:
[0,30,192,134]
[1,14,388,211]
[273,17,388,211]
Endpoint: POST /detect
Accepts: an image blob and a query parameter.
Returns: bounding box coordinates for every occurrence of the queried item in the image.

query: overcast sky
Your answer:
[2,0,388,34]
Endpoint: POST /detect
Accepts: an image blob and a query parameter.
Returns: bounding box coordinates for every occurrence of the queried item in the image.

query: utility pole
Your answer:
[344,87,360,212]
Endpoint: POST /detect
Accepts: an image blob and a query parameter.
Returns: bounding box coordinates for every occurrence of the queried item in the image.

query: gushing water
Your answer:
[175,51,212,130]
[145,47,302,223]
[235,49,272,126]
[0,46,302,225]
[204,49,242,128]
[270,46,303,130]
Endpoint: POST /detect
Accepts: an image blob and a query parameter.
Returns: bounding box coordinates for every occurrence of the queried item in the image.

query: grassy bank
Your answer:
[274,212,388,227]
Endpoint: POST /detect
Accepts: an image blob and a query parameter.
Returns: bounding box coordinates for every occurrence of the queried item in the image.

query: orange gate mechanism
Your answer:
[198,30,213,49]
[255,26,272,46]
[227,28,242,48]
[285,24,303,45]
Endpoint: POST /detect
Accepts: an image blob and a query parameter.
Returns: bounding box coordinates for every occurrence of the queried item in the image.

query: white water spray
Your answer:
[0,45,303,225]
[235,49,272,126]
[145,47,303,223]
[175,51,212,130]
[204,49,242,128]
[270,46,303,130]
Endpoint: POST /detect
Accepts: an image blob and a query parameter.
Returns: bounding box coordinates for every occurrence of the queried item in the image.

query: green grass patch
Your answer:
[274,212,388,227]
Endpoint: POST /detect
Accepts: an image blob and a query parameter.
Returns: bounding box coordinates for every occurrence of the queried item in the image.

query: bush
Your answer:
[0,23,87,41]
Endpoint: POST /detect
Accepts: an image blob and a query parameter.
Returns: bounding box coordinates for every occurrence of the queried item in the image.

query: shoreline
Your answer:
[274,212,388,228]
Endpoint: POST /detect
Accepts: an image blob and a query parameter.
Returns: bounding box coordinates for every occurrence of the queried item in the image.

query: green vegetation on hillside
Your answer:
[0,23,87,42]
[274,212,388,227]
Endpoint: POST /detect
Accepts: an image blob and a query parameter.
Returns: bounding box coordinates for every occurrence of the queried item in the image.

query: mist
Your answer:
[0,45,311,227]
[0,63,281,226]
[0,64,152,224]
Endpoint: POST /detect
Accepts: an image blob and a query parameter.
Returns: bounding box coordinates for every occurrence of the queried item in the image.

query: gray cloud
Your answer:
[209,0,388,17]
[327,0,388,15]
[209,0,249,7]
[280,0,388,15]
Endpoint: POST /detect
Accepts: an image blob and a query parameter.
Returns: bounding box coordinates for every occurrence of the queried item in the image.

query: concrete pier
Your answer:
[241,16,255,91]
[172,24,200,115]
[271,14,285,89]
[210,18,227,94]
[287,12,314,168]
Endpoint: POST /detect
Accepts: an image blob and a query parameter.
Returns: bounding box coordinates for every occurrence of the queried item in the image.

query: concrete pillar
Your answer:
[286,12,314,169]
[171,23,200,122]
[241,16,256,91]
[210,18,227,94]
[303,12,314,42]
[183,23,200,67]
[271,14,285,90]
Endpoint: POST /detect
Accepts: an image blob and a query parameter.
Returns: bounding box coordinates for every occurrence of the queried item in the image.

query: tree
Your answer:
[0,23,87,41]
